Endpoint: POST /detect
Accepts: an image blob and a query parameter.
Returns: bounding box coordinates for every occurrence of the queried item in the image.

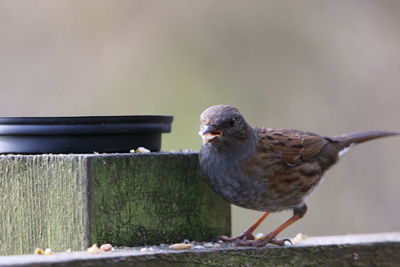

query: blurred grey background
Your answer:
[1,1,399,238]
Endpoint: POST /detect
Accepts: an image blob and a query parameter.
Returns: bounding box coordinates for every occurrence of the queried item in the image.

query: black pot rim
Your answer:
[0,115,173,125]
[0,115,173,136]
[0,115,173,153]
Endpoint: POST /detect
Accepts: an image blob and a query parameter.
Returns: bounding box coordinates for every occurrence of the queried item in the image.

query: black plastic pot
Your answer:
[0,116,173,154]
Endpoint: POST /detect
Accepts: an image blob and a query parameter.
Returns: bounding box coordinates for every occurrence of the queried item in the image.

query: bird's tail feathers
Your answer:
[333,131,399,157]
[336,131,399,146]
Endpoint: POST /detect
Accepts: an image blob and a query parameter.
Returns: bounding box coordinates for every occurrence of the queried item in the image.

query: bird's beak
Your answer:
[199,125,223,144]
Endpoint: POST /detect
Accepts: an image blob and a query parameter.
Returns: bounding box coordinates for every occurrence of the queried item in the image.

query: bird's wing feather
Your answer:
[254,128,329,165]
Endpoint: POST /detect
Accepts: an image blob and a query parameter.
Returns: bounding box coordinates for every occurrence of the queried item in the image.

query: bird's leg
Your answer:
[237,205,307,247]
[218,212,269,242]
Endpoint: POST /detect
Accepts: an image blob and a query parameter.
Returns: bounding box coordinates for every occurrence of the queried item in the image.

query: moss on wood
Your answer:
[0,153,230,255]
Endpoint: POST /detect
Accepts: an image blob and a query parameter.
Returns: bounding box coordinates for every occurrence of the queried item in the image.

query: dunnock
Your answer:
[199,105,399,246]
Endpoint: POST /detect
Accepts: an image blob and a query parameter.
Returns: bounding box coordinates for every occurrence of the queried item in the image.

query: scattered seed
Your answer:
[129,149,136,153]
[254,233,265,240]
[34,248,44,255]
[87,244,100,254]
[169,243,193,250]
[193,245,205,249]
[291,233,308,244]
[136,147,151,153]
[44,248,53,256]
[100,243,113,252]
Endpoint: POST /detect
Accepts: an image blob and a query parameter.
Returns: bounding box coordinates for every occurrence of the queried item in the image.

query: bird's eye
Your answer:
[228,119,236,127]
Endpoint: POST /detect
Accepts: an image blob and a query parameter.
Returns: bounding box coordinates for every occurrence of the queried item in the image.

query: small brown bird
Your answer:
[199,105,399,247]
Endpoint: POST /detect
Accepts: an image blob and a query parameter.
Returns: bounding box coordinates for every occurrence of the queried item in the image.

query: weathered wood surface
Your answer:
[0,232,399,267]
[0,153,230,256]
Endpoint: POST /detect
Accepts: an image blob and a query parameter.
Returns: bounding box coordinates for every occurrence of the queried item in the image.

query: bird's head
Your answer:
[199,105,250,145]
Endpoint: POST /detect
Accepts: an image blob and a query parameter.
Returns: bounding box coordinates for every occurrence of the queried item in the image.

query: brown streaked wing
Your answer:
[254,128,329,165]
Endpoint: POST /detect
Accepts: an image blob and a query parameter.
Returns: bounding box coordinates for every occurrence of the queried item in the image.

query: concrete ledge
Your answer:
[0,232,399,266]
[0,153,230,255]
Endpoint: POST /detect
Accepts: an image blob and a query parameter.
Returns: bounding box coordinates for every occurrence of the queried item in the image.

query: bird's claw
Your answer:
[269,238,292,246]
[235,237,292,247]
[236,239,254,246]
[215,235,234,242]
[216,232,255,242]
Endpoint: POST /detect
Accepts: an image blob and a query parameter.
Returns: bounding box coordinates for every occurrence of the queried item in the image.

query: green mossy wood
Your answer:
[0,153,230,256]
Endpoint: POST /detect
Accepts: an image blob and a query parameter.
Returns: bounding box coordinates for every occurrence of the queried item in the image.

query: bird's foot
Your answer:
[236,237,292,247]
[216,232,255,242]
